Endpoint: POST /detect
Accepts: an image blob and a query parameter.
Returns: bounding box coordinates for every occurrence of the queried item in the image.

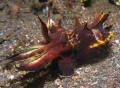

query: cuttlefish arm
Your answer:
[16,44,64,71]
[10,41,58,61]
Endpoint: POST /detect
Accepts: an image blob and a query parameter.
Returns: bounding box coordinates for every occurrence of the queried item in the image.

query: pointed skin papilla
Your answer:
[87,12,109,29]
[58,19,62,27]
[105,25,112,31]
[35,13,50,43]
[57,55,77,76]
[74,17,81,28]
[16,44,64,71]
[49,19,66,34]
[97,13,109,27]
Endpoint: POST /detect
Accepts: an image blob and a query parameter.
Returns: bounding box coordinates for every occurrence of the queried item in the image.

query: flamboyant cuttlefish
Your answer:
[9,12,113,76]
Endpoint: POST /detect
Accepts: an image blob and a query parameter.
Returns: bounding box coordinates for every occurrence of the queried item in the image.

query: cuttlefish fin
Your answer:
[57,56,77,76]
[16,44,64,71]
[35,13,50,43]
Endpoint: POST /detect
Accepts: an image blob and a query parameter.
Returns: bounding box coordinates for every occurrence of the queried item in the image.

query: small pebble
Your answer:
[115,40,119,44]
[54,79,61,86]
[7,75,14,80]
[82,6,86,11]
[76,70,81,75]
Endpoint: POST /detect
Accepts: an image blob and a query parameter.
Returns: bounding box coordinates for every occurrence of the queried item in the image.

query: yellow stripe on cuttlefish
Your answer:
[89,31,113,49]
